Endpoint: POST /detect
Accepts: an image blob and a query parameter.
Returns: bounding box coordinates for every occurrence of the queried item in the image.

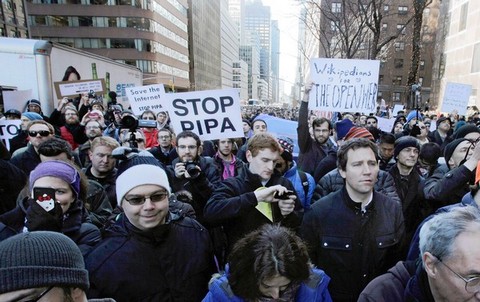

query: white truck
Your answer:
[0,37,143,114]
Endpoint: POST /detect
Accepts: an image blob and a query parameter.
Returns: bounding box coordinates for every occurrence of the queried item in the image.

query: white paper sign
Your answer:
[56,80,104,97]
[376,117,396,133]
[3,89,33,112]
[164,88,244,141]
[441,82,472,116]
[392,104,405,117]
[125,84,168,115]
[0,120,21,150]
[309,58,380,114]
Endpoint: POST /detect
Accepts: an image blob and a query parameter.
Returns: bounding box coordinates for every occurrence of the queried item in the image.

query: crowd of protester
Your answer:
[1,83,480,301]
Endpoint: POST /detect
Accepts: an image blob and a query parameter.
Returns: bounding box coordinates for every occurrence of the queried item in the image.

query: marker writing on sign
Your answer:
[172,95,237,135]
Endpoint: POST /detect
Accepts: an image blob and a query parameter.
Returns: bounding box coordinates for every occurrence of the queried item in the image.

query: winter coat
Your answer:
[204,167,303,254]
[301,188,405,301]
[358,260,418,302]
[202,268,332,302]
[283,161,315,210]
[9,143,41,175]
[313,169,401,205]
[85,212,215,302]
[423,163,473,211]
[167,156,221,223]
[0,197,100,256]
[406,192,478,261]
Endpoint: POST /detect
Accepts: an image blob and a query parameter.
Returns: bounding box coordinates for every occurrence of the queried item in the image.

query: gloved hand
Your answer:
[26,199,63,232]
[410,124,421,137]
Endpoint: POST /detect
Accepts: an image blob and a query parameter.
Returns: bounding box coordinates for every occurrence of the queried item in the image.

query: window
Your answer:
[330,21,337,31]
[418,77,424,85]
[397,24,406,35]
[394,59,404,68]
[398,6,408,15]
[459,3,468,31]
[382,23,388,31]
[393,76,402,85]
[395,42,405,51]
[384,5,389,11]
[472,42,480,73]
[393,92,401,102]
[378,91,383,97]
[332,2,342,13]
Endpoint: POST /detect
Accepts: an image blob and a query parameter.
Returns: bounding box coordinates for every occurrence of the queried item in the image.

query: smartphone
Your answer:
[33,187,56,212]
[274,190,295,200]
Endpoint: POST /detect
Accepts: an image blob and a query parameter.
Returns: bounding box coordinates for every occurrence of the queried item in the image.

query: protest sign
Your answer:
[3,89,33,111]
[165,88,243,141]
[309,58,380,114]
[377,117,395,133]
[441,82,472,116]
[392,104,405,117]
[54,79,106,99]
[0,120,21,150]
[125,84,167,116]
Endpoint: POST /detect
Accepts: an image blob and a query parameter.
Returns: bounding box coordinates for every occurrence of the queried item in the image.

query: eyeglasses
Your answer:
[177,145,197,150]
[435,256,480,293]
[28,130,51,137]
[124,190,169,205]
[25,286,54,302]
[158,135,171,140]
[85,126,100,130]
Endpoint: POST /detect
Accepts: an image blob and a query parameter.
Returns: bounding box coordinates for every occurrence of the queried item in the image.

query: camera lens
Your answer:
[185,162,200,178]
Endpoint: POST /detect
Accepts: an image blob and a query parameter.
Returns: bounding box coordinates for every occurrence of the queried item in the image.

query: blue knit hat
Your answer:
[406,110,423,124]
[22,112,43,121]
[335,119,354,140]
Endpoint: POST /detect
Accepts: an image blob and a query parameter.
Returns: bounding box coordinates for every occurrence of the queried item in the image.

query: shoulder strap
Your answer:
[298,171,309,200]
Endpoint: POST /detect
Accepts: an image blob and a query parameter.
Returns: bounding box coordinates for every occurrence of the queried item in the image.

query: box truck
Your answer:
[0,37,143,114]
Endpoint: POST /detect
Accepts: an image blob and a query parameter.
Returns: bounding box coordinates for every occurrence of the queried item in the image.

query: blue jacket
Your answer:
[283,161,315,210]
[202,268,332,302]
[406,192,478,261]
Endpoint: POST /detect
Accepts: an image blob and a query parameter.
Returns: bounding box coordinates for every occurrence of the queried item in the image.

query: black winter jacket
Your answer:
[314,169,401,205]
[301,188,405,301]
[204,167,303,254]
[85,212,214,302]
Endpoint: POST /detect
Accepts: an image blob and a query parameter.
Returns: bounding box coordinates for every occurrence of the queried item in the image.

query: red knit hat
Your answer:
[344,126,374,141]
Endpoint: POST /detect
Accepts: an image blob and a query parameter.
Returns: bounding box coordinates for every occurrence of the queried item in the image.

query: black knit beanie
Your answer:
[394,136,420,159]
[0,231,89,293]
[444,138,469,169]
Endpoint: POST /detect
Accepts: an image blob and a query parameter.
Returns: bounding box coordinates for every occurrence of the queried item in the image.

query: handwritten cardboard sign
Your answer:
[441,82,472,116]
[125,84,167,115]
[54,79,106,99]
[164,88,243,141]
[309,58,380,114]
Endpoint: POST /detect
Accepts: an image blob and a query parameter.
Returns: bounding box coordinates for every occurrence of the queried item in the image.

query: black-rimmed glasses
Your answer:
[124,191,169,206]
[24,286,54,302]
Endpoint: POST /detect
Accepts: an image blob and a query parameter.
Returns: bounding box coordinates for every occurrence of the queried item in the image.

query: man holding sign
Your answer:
[298,82,335,175]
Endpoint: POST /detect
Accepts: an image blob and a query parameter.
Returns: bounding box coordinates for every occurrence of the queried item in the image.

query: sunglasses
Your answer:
[124,191,169,205]
[28,130,51,137]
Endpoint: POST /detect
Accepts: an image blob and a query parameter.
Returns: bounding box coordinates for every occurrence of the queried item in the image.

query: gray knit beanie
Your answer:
[0,231,89,293]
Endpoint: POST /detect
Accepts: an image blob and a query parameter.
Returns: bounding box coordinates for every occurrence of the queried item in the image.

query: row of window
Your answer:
[379,75,424,86]
[331,3,410,14]
[47,37,188,65]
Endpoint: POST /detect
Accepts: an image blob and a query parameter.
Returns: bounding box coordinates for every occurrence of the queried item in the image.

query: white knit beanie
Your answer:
[115,149,171,206]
